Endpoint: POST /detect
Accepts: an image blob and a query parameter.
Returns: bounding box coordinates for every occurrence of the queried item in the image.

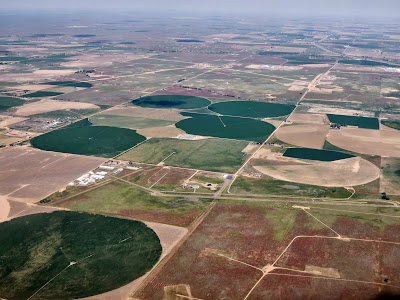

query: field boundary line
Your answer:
[149,171,170,189]
[158,151,176,165]
[309,206,400,219]
[113,137,151,159]
[301,208,341,237]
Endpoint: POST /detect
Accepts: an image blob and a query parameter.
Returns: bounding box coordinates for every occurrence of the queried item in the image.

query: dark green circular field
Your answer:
[0,211,161,300]
[31,125,146,157]
[208,101,295,118]
[176,113,275,142]
[132,95,211,109]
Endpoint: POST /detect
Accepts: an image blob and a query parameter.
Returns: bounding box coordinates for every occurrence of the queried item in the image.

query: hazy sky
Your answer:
[1,0,400,17]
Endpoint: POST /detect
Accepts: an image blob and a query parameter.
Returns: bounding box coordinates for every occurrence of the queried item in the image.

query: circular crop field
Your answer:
[31,125,146,157]
[208,101,295,118]
[0,211,161,300]
[132,95,211,109]
[176,113,275,142]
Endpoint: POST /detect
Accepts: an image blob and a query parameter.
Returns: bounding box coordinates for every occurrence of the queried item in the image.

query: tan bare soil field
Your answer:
[0,147,105,203]
[0,134,31,146]
[327,127,400,157]
[245,64,303,71]
[0,69,77,82]
[242,143,258,154]
[13,84,54,91]
[104,106,187,122]
[0,198,61,223]
[275,124,330,149]
[61,53,149,68]
[380,176,400,195]
[15,99,99,116]
[254,156,380,187]
[0,116,28,128]
[287,112,329,124]
[307,106,375,117]
[83,221,187,300]
[136,125,185,138]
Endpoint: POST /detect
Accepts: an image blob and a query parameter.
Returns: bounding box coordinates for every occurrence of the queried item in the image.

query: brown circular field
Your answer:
[327,127,400,157]
[253,156,380,187]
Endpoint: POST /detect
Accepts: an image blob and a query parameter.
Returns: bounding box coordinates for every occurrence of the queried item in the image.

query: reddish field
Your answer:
[134,202,400,299]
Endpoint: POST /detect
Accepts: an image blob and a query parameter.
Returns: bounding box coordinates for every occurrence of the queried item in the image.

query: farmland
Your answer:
[0,96,25,110]
[31,121,146,157]
[51,180,212,227]
[208,101,295,118]
[132,95,211,109]
[176,113,275,142]
[0,211,161,300]
[89,114,175,130]
[0,147,105,202]
[283,148,354,161]
[21,91,64,98]
[327,114,380,130]
[2,10,400,300]
[134,202,400,299]
[118,137,250,173]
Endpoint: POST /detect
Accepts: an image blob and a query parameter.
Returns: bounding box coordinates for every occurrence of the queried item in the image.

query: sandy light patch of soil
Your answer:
[327,127,400,157]
[307,106,375,117]
[6,47,48,52]
[242,143,259,154]
[0,116,28,128]
[252,148,306,164]
[61,53,149,68]
[104,106,187,122]
[0,147,106,203]
[304,265,340,278]
[245,64,303,71]
[0,195,10,223]
[0,69,77,82]
[15,99,99,116]
[310,86,344,94]
[380,176,400,195]
[254,156,379,187]
[287,112,329,124]
[275,124,330,149]
[136,125,185,138]
[13,84,54,91]
[4,199,62,223]
[380,123,399,132]
[82,222,187,300]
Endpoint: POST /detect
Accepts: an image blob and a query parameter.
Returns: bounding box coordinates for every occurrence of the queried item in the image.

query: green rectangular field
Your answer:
[53,180,211,227]
[327,114,380,129]
[118,138,250,173]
